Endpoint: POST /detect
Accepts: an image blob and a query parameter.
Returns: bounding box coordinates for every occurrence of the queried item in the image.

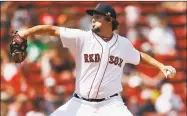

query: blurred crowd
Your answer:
[1,2,186,116]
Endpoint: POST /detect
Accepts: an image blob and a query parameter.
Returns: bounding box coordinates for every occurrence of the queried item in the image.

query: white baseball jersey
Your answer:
[60,27,140,99]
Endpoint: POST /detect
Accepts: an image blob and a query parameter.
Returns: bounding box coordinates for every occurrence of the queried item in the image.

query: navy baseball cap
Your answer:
[86,3,117,20]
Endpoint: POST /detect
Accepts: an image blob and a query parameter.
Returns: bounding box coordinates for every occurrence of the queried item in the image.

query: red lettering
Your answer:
[84,54,123,67]
[109,56,115,64]
[95,54,100,62]
[84,54,89,62]
[118,58,123,67]
[114,57,119,65]
[89,54,94,62]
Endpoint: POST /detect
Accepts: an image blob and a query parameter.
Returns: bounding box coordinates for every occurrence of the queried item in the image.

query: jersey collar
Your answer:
[93,32,118,48]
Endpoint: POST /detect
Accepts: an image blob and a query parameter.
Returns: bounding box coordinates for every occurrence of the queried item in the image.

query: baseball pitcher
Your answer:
[10,3,176,116]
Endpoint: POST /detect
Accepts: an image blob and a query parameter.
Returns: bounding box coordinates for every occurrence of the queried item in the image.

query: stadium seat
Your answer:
[179,49,187,60]
[78,1,97,5]
[178,112,186,116]
[144,112,186,116]
[164,5,186,13]
[177,39,187,49]
[165,60,182,69]
[144,112,165,116]
[183,60,187,70]
[173,27,186,38]
[140,1,160,4]
[169,15,187,25]
[154,54,177,63]
[113,5,124,14]
[117,15,125,24]
[139,5,156,14]
[173,82,186,93]
[140,15,146,25]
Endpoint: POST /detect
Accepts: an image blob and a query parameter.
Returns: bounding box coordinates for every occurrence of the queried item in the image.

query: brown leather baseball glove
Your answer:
[10,31,27,63]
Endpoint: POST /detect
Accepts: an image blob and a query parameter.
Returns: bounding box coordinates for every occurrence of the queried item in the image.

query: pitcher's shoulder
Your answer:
[116,34,130,43]
[80,30,93,36]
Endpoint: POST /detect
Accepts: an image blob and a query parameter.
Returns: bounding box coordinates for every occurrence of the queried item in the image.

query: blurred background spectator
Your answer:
[155,83,183,115]
[1,1,186,116]
[147,14,176,56]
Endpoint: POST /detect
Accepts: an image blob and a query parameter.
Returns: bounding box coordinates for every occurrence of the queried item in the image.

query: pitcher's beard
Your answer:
[92,25,100,33]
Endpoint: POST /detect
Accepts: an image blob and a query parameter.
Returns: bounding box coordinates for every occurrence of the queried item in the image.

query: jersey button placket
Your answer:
[94,44,110,99]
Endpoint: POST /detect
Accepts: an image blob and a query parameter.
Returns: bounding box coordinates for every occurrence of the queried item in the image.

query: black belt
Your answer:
[73,93,118,102]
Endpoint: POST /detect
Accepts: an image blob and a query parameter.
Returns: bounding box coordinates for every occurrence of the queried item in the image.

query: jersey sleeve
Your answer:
[60,27,86,55]
[124,39,140,65]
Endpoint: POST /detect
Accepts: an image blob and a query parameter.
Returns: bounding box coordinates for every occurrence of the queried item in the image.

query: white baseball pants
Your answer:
[50,95,133,116]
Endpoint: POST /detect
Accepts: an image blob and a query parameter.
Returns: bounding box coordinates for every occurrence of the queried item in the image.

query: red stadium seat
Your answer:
[140,1,160,4]
[139,5,156,14]
[173,27,186,38]
[169,15,187,25]
[117,15,125,24]
[164,5,186,13]
[179,49,187,60]
[145,112,186,116]
[35,1,52,6]
[178,112,187,116]
[78,1,97,5]
[165,60,182,69]
[113,5,124,14]
[57,1,75,4]
[173,82,186,93]
[154,54,177,63]
[169,72,186,81]
[176,72,186,79]
[140,15,146,25]
[177,39,187,49]
[183,60,187,70]
[144,112,165,116]
[78,6,94,14]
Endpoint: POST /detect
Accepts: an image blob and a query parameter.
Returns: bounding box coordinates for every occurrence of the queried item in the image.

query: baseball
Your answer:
[166,70,172,78]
